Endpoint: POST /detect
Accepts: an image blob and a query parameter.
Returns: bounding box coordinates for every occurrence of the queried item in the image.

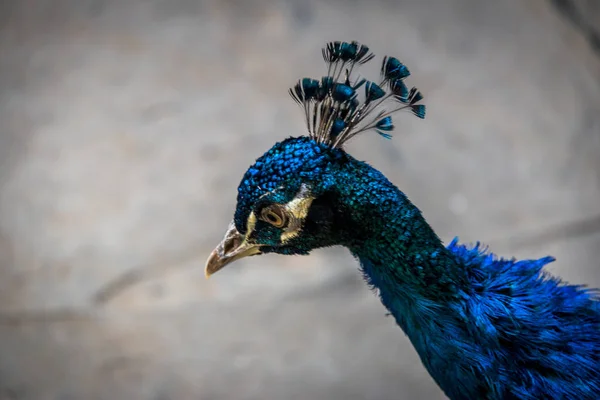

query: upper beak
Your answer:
[205,221,262,278]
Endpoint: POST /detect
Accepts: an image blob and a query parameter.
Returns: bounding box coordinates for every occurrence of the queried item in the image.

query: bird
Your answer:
[205,40,600,399]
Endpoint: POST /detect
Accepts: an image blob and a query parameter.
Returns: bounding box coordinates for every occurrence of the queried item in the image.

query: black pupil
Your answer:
[268,212,279,223]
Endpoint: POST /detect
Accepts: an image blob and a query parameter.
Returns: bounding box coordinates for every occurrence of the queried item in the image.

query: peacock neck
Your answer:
[332,159,469,332]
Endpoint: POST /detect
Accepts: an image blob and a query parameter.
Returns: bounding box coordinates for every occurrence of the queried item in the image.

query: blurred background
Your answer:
[0,0,599,399]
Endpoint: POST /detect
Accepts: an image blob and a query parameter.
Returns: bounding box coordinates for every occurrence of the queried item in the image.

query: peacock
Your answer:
[205,40,600,399]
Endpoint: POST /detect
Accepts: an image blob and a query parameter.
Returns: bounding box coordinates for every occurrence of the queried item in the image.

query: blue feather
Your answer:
[330,118,346,137]
[300,78,320,99]
[376,131,392,139]
[323,41,375,65]
[332,84,356,103]
[376,116,394,131]
[390,79,409,102]
[381,56,411,81]
[411,104,426,119]
[375,116,394,139]
[408,87,424,105]
[288,41,425,147]
[365,81,386,102]
[322,42,341,63]
[353,42,375,64]
[290,77,320,103]
[318,76,335,100]
[339,41,358,62]
[352,78,367,90]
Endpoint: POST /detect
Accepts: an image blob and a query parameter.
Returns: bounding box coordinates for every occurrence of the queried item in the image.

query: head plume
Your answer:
[289,41,426,148]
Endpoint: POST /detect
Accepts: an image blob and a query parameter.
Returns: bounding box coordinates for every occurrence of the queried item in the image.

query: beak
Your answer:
[205,221,262,278]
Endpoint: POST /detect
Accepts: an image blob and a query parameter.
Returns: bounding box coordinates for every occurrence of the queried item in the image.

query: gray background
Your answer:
[1,0,599,399]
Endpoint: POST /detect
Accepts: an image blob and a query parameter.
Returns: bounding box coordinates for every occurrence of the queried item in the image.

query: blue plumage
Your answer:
[330,118,347,137]
[411,104,426,119]
[331,83,357,102]
[286,40,424,146]
[375,116,394,139]
[381,56,411,81]
[323,40,375,66]
[408,87,424,105]
[365,81,386,102]
[206,41,600,399]
[390,78,409,101]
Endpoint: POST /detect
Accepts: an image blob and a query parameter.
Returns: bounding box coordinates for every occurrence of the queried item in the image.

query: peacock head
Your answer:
[205,41,426,277]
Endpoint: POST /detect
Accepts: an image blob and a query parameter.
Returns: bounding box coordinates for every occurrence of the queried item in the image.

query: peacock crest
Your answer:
[289,41,426,148]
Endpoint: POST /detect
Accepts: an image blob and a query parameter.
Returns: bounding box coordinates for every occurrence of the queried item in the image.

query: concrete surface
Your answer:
[0,0,599,399]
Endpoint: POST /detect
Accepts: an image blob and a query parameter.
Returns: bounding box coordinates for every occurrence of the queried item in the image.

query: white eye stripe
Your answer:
[245,211,258,239]
[284,196,313,221]
[280,190,315,243]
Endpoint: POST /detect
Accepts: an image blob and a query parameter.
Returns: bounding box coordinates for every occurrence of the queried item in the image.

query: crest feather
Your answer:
[289,41,426,148]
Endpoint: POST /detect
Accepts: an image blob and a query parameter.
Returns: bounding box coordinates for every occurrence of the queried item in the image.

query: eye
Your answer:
[260,205,287,228]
